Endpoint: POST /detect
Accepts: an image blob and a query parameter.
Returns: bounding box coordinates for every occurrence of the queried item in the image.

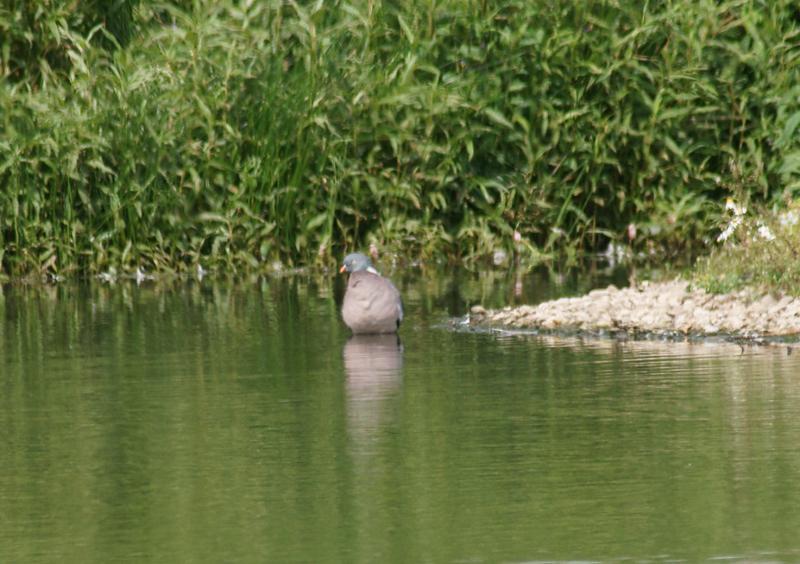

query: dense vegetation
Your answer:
[2,0,799,277]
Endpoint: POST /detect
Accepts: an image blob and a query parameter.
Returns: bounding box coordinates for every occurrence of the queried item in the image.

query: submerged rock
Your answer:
[471,280,800,339]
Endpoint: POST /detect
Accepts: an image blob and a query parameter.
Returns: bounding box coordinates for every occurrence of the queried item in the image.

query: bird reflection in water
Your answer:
[343,334,403,445]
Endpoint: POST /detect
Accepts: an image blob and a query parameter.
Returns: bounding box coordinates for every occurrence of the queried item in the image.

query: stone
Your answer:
[474,280,800,340]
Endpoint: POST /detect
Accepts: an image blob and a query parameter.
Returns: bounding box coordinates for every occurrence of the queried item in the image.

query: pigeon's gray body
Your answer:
[340,253,403,334]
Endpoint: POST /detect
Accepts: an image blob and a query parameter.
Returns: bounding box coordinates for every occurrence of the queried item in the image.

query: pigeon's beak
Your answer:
[339,265,347,273]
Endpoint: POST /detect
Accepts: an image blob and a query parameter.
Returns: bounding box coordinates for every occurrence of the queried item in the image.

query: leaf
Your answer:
[87,158,115,176]
[779,151,800,177]
[198,212,228,223]
[397,14,414,44]
[484,108,513,130]
[305,212,328,230]
[780,111,800,147]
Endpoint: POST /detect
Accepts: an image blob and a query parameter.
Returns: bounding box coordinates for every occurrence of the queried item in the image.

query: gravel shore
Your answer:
[469,280,800,339]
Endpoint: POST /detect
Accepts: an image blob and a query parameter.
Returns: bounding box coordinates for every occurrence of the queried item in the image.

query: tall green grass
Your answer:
[1,0,799,276]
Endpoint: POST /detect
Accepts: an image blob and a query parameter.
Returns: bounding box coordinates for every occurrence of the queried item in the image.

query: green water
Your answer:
[2,270,800,563]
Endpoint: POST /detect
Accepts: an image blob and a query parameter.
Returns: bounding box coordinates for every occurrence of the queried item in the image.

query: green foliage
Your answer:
[0,1,140,81]
[1,0,800,275]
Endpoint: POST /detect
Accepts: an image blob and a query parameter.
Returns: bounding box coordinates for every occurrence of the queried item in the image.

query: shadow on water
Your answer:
[343,334,404,445]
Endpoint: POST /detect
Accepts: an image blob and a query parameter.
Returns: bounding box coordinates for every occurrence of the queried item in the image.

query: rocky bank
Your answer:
[469,280,800,339]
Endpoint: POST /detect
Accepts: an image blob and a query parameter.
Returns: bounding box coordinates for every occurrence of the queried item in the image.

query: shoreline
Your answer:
[469,280,800,341]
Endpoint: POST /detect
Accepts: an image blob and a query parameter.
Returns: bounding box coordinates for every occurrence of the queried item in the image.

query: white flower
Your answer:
[717,198,749,243]
[779,210,798,227]
[725,198,746,217]
[717,214,744,242]
[717,223,737,242]
[757,223,775,241]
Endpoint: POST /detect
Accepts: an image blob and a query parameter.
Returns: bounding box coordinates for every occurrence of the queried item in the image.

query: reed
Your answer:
[1,0,798,276]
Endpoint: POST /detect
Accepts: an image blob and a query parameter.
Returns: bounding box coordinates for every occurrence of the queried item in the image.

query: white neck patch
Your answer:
[366,266,381,275]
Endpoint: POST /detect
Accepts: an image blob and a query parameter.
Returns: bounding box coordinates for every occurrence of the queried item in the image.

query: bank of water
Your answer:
[1,269,800,563]
[471,279,800,341]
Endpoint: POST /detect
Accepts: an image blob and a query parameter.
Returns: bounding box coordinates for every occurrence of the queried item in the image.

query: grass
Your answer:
[2,1,800,277]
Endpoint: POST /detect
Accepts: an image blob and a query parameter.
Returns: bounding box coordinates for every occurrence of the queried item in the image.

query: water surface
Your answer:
[1,269,799,563]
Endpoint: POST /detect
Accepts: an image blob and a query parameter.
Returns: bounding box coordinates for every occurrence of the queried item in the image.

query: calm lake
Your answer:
[2,267,800,563]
